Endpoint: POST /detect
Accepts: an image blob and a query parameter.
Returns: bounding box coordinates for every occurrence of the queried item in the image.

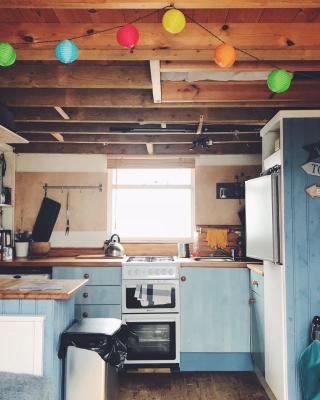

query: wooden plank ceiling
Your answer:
[0,1,320,155]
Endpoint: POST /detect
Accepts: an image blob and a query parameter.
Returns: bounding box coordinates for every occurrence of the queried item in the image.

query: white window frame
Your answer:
[107,168,195,243]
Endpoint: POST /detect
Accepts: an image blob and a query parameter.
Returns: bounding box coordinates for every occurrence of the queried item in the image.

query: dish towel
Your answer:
[134,284,172,307]
[206,228,228,249]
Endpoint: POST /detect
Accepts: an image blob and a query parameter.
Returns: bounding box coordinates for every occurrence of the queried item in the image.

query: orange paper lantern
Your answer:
[214,43,236,68]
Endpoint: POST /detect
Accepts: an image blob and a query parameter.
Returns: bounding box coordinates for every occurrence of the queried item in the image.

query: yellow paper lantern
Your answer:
[214,43,237,68]
[162,9,186,34]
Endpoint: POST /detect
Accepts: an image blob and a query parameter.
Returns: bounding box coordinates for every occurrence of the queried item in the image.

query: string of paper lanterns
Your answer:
[0,6,294,94]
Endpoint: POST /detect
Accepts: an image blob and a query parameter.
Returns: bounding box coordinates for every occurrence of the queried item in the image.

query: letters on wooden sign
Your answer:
[302,161,320,177]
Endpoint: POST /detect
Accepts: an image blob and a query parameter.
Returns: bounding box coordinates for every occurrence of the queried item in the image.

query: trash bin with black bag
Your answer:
[58,318,129,400]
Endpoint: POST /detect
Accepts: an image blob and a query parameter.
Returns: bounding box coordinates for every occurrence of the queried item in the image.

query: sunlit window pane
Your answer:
[112,189,192,239]
[112,169,191,185]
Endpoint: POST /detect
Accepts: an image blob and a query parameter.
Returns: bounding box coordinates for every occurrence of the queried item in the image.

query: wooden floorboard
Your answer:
[118,372,269,400]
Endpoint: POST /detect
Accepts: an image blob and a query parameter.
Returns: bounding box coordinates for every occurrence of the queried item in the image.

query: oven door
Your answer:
[122,279,179,313]
[122,314,180,365]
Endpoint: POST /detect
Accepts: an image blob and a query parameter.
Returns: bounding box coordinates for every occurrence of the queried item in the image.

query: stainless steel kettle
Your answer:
[104,234,124,257]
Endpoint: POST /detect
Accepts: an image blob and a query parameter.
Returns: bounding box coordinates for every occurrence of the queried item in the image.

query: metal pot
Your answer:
[104,234,124,257]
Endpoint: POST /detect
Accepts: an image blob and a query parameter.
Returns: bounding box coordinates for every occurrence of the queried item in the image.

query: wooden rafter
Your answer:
[162,80,320,103]
[2,89,319,108]
[150,60,162,103]
[19,133,261,144]
[0,65,151,89]
[1,1,319,8]
[2,23,320,61]
[11,107,275,123]
[160,61,320,72]
[13,142,261,155]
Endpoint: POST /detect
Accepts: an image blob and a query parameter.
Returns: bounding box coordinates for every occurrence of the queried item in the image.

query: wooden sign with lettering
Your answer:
[302,161,320,177]
[306,185,320,198]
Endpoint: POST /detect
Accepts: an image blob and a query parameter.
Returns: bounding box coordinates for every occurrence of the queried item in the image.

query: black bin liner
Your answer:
[58,318,129,369]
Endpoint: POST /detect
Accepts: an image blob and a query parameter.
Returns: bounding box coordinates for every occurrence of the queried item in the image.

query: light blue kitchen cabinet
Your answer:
[52,267,122,319]
[180,267,252,371]
[250,270,265,375]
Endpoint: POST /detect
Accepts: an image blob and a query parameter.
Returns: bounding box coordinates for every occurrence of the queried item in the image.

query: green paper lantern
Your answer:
[267,69,293,93]
[0,43,16,67]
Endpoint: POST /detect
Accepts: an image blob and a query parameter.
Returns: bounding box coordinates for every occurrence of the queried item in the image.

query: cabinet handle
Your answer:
[83,273,89,279]
[82,312,88,318]
[252,280,259,287]
[249,298,256,305]
[181,276,186,282]
[83,292,89,298]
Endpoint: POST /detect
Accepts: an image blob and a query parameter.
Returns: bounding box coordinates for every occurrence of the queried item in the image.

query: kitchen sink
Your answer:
[193,257,234,262]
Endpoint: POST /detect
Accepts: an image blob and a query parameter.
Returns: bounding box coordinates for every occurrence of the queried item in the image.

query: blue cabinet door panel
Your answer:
[75,304,121,319]
[250,271,264,296]
[75,285,121,305]
[251,291,265,375]
[180,268,250,353]
[52,267,121,285]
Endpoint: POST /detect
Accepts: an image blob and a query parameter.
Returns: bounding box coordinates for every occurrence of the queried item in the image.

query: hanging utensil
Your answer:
[65,191,70,236]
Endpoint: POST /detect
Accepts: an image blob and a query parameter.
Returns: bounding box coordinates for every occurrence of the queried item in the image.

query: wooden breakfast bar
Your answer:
[0,278,88,400]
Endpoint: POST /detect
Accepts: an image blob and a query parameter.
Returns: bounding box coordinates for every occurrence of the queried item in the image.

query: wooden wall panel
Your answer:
[195,165,260,225]
[15,172,108,232]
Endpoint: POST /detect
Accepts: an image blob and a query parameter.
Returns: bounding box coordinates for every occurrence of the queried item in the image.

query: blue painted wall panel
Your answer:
[282,118,320,400]
[0,298,75,400]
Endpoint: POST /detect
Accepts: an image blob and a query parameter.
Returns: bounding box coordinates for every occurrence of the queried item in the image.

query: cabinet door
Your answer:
[251,291,265,375]
[52,267,121,285]
[180,268,250,353]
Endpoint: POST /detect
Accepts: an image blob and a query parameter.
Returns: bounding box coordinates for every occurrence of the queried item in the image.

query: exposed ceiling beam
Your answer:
[19,133,260,144]
[16,122,262,133]
[150,60,162,104]
[2,23,320,61]
[162,80,320,103]
[0,65,151,89]
[12,107,276,124]
[3,89,320,109]
[51,132,65,142]
[160,61,320,73]
[146,143,154,154]
[1,1,318,8]
[13,142,261,155]
[54,106,70,120]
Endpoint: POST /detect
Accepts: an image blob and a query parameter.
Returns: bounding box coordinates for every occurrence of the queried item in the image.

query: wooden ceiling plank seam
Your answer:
[1,1,320,9]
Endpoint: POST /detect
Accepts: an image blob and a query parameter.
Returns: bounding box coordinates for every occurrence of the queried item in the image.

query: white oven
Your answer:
[122,279,180,314]
[122,313,180,365]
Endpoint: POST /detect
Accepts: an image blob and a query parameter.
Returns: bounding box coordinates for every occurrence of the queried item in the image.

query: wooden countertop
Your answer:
[0,257,123,267]
[247,263,264,276]
[180,259,248,268]
[0,256,250,268]
[0,278,88,299]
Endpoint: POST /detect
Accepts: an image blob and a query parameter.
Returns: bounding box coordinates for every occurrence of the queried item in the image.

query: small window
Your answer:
[109,168,194,241]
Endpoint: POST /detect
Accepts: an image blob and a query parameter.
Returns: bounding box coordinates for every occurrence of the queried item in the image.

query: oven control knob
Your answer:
[181,276,186,282]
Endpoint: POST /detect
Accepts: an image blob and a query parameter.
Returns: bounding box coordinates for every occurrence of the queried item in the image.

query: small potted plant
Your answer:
[15,230,31,258]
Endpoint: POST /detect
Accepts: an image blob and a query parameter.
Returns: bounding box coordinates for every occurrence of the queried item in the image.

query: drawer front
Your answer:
[250,271,264,296]
[75,286,121,305]
[52,267,121,285]
[75,305,121,320]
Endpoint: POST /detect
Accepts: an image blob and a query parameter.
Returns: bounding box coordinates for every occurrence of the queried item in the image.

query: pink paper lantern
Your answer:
[116,24,139,49]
